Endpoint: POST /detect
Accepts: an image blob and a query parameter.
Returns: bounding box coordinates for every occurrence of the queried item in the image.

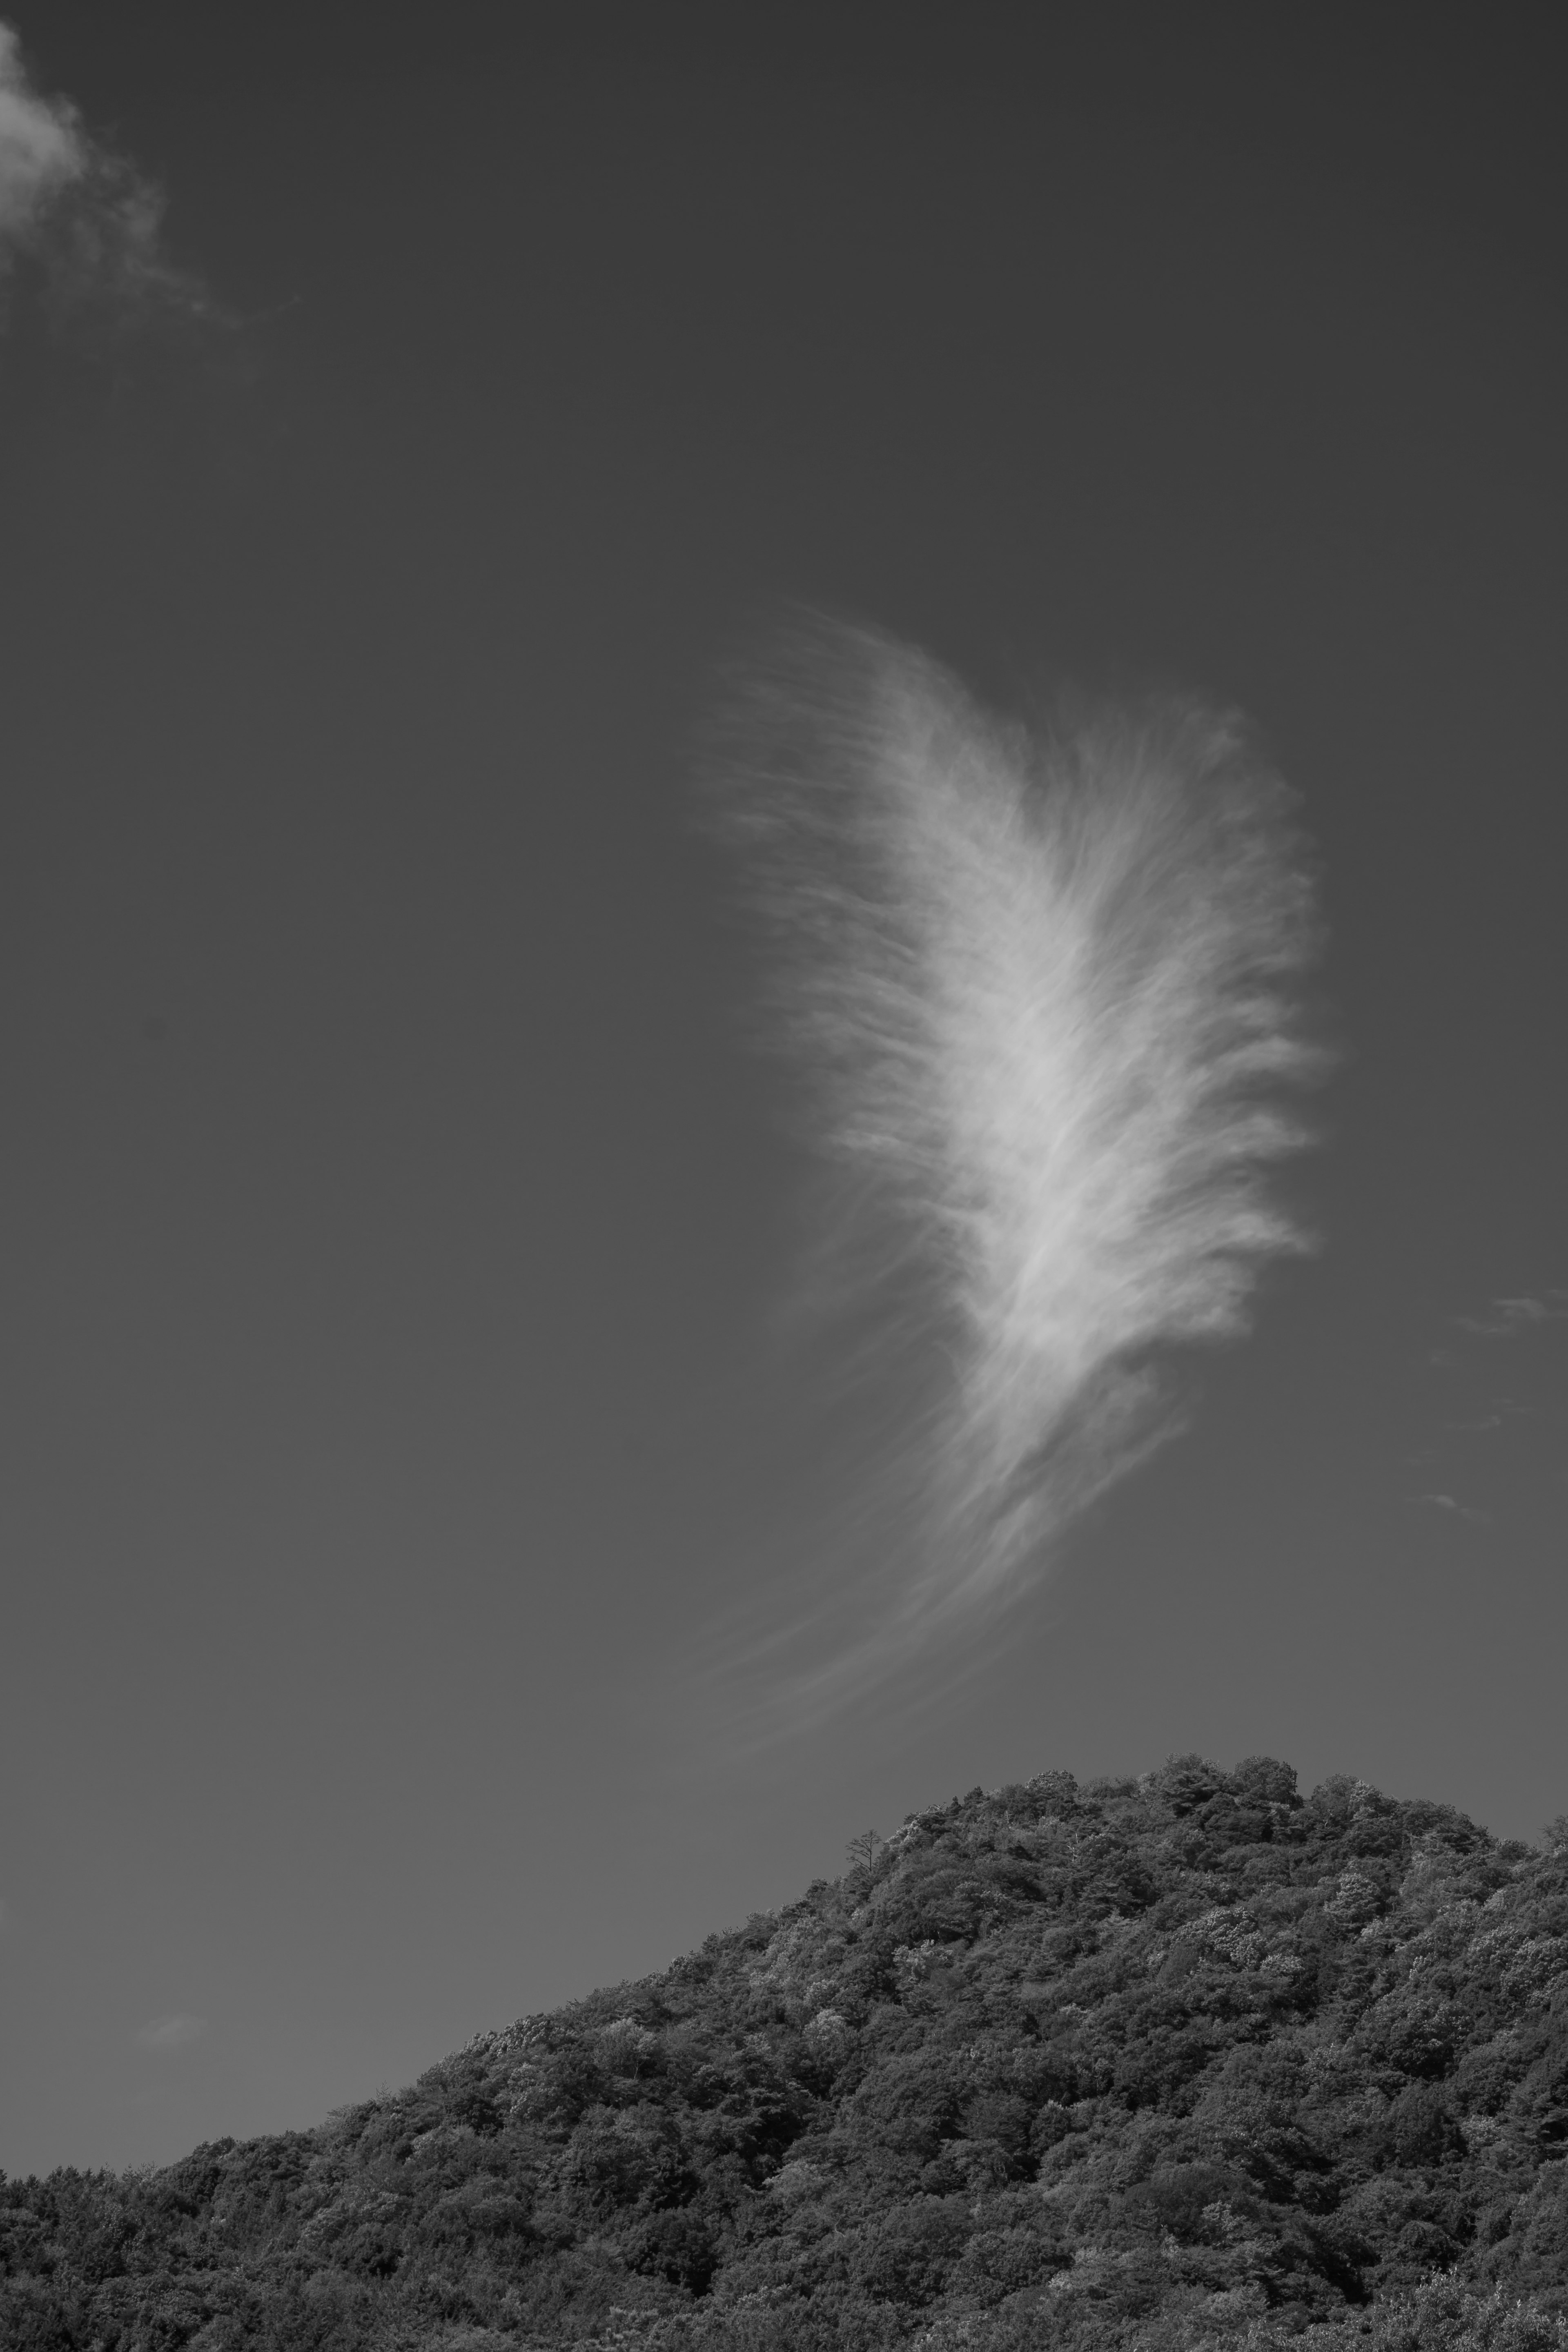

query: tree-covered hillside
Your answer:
[5,1758,1568,2350]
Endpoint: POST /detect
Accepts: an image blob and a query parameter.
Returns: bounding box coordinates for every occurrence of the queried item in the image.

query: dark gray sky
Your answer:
[2,4,1565,2174]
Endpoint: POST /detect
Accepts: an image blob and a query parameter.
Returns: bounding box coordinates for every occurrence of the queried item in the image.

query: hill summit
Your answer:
[5,1757,1568,2350]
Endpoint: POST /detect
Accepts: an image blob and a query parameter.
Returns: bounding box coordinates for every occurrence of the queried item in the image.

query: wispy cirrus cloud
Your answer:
[0,20,204,322]
[136,2014,207,2053]
[704,618,1327,1704]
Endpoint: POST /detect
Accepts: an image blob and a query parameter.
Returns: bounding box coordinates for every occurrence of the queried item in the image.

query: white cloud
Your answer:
[136,2013,208,2052]
[708,619,1327,1687]
[0,20,201,316]
[0,22,84,237]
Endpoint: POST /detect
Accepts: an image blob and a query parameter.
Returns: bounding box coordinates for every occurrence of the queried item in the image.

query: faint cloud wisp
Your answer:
[136,2015,207,2054]
[1453,1291,1568,1342]
[1403,1286,1568,1532]
[1407,1492,1490,1526]
[705,619,1328,1698]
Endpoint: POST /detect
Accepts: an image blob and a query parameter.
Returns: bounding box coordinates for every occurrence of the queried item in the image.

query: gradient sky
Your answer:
[2,4,1565,2176]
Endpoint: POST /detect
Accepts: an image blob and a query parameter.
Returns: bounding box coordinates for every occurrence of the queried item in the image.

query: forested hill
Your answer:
[5,1759,1568,2352]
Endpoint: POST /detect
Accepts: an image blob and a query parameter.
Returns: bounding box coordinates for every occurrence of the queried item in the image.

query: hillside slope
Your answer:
[4,1757,1568,2350]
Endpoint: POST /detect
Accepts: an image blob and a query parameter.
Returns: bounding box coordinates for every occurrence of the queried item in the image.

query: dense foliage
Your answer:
[5,1759,1568,2350]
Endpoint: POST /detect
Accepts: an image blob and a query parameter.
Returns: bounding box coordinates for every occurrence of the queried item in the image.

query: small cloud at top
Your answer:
[0,19,206,324]
[0,23,78,234]
[136,2013,207,2053]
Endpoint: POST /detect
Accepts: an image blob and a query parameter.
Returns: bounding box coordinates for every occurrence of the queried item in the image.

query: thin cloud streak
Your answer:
[1401,1292,1568,1538]
[1408,1492,1490,1526]
[706,620,1327,1701]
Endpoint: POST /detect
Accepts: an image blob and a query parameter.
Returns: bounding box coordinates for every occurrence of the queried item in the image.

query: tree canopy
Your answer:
[4,1757,1568,2349]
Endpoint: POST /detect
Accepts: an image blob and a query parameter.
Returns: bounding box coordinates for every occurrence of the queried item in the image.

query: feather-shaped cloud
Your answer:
[706,620,1328,1678]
